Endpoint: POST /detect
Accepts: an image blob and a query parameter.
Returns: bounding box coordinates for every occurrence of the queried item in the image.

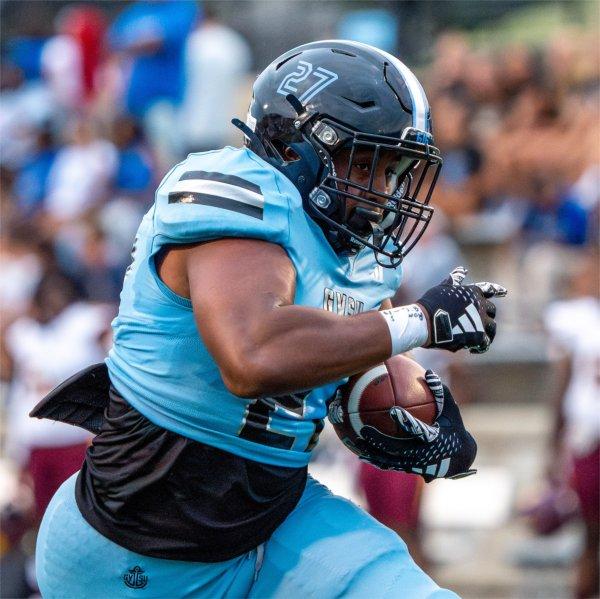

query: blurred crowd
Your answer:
[0,2,598,597]
[399,30,599,314]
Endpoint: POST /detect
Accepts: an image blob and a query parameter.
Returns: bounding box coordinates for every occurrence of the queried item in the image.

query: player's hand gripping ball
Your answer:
[328,356,477,482]
[328,355,438,450]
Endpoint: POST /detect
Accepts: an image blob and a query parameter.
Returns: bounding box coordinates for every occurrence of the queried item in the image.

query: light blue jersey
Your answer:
[106,147,401,468]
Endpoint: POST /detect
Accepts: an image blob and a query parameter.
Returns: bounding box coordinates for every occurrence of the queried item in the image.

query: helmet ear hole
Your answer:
[282,145,301,162]
[271,140,301,163]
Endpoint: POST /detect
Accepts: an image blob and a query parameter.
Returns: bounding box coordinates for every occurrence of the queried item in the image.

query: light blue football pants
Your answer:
[36,473,459,598]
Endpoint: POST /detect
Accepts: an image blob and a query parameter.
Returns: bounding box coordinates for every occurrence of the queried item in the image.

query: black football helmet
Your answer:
[232,40,442,267]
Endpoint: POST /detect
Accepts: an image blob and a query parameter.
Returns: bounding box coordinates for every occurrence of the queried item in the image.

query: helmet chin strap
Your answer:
[370,221,385,247]
[379,208,396,232]
[231,118,273,162]
[346,206,384,245]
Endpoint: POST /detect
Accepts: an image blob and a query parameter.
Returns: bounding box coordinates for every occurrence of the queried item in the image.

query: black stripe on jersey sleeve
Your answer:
[178,171,262,195]
[168,191,264,220]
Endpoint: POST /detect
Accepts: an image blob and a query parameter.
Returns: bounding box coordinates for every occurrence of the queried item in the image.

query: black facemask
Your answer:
[307,119,442,267]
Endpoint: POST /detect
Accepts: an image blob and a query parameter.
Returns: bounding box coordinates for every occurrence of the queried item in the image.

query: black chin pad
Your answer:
[371,222,385,246]
[355,206,383,223]
[346,208,371,236]
[347,206,384,239]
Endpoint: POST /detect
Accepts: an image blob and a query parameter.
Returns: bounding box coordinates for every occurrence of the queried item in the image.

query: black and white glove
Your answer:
[355,371,477,483]
[417,266,507,354]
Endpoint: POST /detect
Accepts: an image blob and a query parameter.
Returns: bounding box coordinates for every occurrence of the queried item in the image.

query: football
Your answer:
[329,355,436,454]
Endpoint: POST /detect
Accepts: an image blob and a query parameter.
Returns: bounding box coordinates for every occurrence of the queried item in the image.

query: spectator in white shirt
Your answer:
[179,7,252,154]
[3,271,112,521]
[44,117,117,222]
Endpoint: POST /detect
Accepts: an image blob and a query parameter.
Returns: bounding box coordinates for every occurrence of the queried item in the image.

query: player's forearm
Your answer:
[220,305,423,397]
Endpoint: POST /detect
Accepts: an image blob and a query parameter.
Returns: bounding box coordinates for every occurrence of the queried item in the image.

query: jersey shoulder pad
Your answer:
[153,147,292,248]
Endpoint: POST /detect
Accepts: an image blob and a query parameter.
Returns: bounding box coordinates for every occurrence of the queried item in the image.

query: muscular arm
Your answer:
[186,239,394,397]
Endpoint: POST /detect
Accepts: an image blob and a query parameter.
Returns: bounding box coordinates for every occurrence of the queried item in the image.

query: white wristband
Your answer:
[379,304,429,355]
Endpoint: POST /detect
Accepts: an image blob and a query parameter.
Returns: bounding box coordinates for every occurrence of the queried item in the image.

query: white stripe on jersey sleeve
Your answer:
[170,179,265,209]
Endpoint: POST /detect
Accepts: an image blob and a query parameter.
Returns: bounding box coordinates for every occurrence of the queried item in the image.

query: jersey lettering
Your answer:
[323,287,365,315]
[124,235,139,278]
[238,391,320,451]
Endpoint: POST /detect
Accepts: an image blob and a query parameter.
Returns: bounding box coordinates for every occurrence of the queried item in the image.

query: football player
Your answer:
[33,41,506,598]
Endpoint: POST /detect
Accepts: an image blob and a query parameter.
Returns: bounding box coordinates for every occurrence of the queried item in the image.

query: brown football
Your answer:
[329,354,436,455]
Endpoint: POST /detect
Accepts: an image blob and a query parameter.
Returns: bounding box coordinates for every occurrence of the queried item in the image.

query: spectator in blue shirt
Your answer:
[13,126,57,216]
[523,178,590,246]
[7,36,47,81]
[108,1,198,119]
[111,115,154,197]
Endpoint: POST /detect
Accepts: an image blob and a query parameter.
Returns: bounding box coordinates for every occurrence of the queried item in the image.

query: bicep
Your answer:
[187,238,296,372]
[186,239,393,397]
